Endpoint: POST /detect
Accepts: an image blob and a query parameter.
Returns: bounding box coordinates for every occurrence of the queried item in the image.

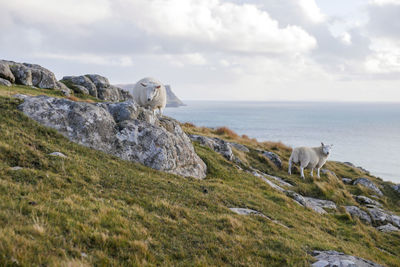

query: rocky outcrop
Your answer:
[311,250,383,267]
[341,178,353,184]
[61,74,131,102]
[367,207,400,228]
[345,206,372,224]
[353,178,383,196]
[17,95,207,179]
[0,60,71,95]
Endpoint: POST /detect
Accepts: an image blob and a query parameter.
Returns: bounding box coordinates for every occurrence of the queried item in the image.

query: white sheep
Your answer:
[288,142,333,179]
[132,77,167,116]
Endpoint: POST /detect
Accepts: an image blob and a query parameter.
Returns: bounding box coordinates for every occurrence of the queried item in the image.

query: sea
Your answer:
[164,101,400,184]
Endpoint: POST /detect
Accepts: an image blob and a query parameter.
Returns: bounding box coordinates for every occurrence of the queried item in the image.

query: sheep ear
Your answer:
[140,82,147,87]
[155,85,161,89]
[321,142,325,146]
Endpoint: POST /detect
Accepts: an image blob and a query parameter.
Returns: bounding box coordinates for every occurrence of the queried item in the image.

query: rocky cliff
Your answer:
[16,94,206,179]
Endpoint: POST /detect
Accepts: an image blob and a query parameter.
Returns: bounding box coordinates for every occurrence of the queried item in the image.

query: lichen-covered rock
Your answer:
[345,206,371,224]
[312,250,383,267]
[0,62,15,83]
[189,134,234,161]
[353,178,383,196]
[377,223,399,232]
[18,95,207,179]
[367,207,400,228]
[0,77,12,86]
[229,142,249,152]
[9,64,32,86]
[1,60,71,95]
[61,74,131,102]
[261,150,282,169]
[355,195,382,207]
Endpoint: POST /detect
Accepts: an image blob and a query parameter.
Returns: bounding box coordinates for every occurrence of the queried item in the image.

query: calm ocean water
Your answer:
[165,101,400,184]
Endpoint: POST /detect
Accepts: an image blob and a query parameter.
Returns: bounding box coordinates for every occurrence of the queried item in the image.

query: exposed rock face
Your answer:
[345,206,372,224]
[17,95,207,179]
[353,178,383,196]
[229,142,249,153]
[0,60,70,95]
[229,208,267,217]
[0,77,12,86]
[343,161,370,174]
[312,250,383,267]
[61,74,131,102]
[285,191,336,214]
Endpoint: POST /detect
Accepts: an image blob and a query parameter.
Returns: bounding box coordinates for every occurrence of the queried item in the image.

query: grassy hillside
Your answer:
[0,85,399,266]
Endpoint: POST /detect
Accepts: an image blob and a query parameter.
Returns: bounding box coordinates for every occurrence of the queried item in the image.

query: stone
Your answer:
[353,178,383,196]
[284,191,336,214]
[321,169,336,177]
[355,195,382,207]
[377,223,399,232]
[189,134,234,161]
[312,250,383,267]
[10,166,23,171]
[367,207,400,228]
[0,62,15,83]
[18,95,207,179]
[342,178,353,184]
[49,152,67,158]
[229,208,267,217]
[0,77,12,86]
[345,206,372,224]
[391,184,400,194]
[61,74,130,102]
[9,64,32,86]
[229,142,250,153]
[343,162,370,174]
[261,150,282,169]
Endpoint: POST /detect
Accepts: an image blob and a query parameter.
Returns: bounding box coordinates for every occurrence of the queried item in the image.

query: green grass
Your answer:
[0,85,399,266]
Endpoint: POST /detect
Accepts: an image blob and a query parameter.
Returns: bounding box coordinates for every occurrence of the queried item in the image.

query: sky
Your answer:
[1,0,400,101]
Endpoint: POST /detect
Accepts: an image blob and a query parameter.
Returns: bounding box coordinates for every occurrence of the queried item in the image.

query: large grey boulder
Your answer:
[312,250,383,267]
[61,74,132,102]
[18,95,207,179]
[345,206,371,224]
[0,60,71,95]
[353,178,383,196]
[0,62,15,83]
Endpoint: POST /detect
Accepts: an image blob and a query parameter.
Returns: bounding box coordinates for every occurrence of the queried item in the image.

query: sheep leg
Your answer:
[158,107,163,117]
[317,168,321,178]
[300,167,305,179]
[310,168,314,177]
[288,159,292,175]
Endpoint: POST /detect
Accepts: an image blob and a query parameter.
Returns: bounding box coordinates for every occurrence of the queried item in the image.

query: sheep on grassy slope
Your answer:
[132,77,167,116]
[288,142,333,179]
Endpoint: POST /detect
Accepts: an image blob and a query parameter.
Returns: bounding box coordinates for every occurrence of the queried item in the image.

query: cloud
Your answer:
[118,0,317,54]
